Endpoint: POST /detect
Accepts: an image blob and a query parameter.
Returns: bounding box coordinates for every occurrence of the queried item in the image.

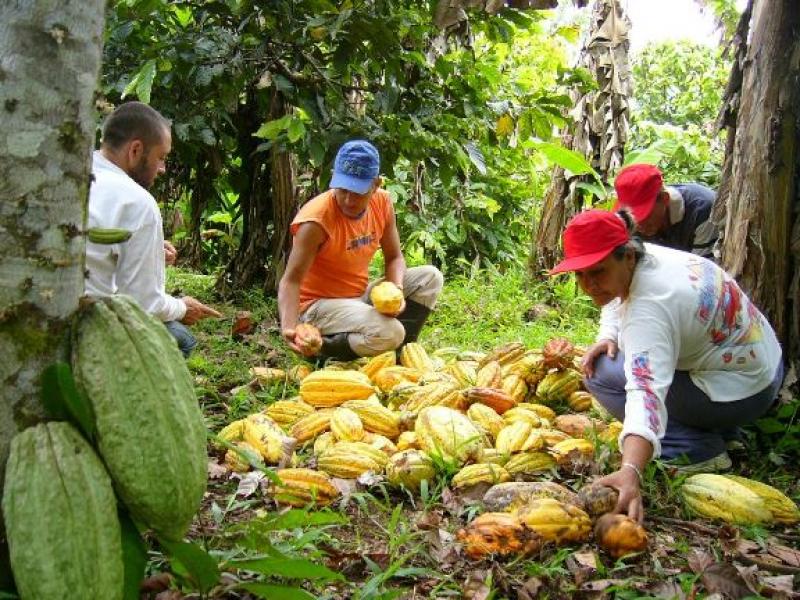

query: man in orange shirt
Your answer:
[278,140,443,361]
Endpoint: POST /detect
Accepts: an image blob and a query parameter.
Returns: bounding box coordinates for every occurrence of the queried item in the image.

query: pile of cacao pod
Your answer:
[2,296,208,599]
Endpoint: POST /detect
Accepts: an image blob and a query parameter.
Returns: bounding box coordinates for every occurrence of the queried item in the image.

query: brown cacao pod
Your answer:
[594,514,648,558]
[542,337,575,370]
[466,387,516,415]
[577,484,619,517]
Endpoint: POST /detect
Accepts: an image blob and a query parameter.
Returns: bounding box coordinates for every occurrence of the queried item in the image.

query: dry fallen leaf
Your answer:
[234,471,264,497]
[207,460,228,480]
[647,579,687,600]
[566,550,598,586]
[701,563,753,599]
[463,570,491,600]
[687,548,716,574]
[516,576,543,600]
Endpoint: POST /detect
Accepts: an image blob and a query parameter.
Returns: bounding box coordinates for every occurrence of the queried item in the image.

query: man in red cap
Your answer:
[614,164,718,261]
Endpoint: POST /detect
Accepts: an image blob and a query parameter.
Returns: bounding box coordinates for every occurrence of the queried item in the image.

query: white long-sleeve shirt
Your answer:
[595,244,782,458]
[85,151,186,322]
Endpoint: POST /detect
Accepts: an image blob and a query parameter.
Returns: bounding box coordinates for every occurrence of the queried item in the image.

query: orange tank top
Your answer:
[291,189,393,313]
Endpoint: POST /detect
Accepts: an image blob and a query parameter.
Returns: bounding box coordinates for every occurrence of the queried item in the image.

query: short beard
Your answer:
[129,159,152,189]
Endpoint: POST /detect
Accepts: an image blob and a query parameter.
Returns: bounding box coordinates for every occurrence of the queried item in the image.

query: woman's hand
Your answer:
[581,339,618,378]
[595,466,644,523]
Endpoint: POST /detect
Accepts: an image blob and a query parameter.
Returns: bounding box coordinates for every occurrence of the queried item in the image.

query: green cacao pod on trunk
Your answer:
[2,422,123,600]
[72,296,207,541]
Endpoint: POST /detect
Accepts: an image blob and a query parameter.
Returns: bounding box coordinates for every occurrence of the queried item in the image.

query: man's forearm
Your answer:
[384,256,406,288]
[278,281,301,330]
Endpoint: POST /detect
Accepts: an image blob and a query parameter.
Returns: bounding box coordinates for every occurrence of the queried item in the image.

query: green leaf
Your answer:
[171,5,193,27]
[574,181,608,201]
[534,142,598,179]
[463,142,487,175]
[231,558,343,582]
[159,539,220,593]
[119,510,148,600]
[41,362,95,440]
[122,59,157,104]
[254,115,292,140]
[240,583,316,600]
[286,118,306,143]
[756,418,788,435]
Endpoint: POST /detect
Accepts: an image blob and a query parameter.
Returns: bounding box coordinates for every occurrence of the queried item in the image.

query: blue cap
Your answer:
[330,140,380,194]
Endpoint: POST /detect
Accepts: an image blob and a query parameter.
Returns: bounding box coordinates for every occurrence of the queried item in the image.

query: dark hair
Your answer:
[101,102,170,151]
[611,209,645,261]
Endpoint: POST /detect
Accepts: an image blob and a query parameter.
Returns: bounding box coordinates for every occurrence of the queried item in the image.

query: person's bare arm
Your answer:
[180,296,222,325]
[278,222,326,353]
[594,434,653,523]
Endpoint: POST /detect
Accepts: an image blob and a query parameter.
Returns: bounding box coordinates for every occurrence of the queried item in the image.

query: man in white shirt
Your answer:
[86,102,221,356]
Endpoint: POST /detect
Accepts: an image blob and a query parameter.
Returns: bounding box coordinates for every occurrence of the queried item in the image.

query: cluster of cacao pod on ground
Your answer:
[3,297,208,600]
[217,335,798,561]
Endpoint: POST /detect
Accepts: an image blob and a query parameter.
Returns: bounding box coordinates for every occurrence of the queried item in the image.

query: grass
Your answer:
[159,264,800,599]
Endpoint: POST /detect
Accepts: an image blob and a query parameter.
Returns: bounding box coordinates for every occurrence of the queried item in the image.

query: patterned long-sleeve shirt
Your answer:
[595,244,781,458]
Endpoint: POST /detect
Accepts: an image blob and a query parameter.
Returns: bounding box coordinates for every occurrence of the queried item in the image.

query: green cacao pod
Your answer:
[3,422,123,600]
[72,296,207,541]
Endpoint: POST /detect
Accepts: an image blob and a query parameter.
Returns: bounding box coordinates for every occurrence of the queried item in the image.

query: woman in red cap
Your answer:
[551,209,783,522]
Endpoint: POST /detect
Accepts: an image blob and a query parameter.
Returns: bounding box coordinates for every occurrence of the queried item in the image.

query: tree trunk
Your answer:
[0,0,105,581]
[712,0,800,367]
[529,0,632,275]
[263,140,296,295]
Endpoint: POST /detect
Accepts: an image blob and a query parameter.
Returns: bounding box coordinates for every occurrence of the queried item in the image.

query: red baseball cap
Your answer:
[613,163,663,222]
[549,209,630,274]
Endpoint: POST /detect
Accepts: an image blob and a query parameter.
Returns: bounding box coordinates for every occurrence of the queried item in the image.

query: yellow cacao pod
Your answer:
[385,449,436,491]
[467,403,505,439]
[501,374,528,404]
[360,350,397,380]
[288,363,314,383]
[244,414,294,464]
[516,402,556,421]
[479,342,526,369]
[214,418,247,450]
[341,399,401,439]
[567,390,594,412]
[330,407,365,442]
[250,366,287,385]
[400,343,433,371]
[724,475,800,524]
[475,361,503,388]
[478,447,510,465]
[224,442,260,473]
[374,366,422,393]
[363,433,398,456]
[598,420,623,444]
[317,442,386,478]
[396,431,419,451]
[504,452,556,477]
[516,498,592,544]
[446,361,478,388]
[681,474,773,525]
[503,352,548,386]
[527,428,571,448]
[299,370,375,407]
[550,438,595,465]
[415,406,483,466]
[290,410,333,443]
[272,468,339,507]
[265,398,315,427]
[313,431,336,456]
[502,407,542,429]
[404,382,464,413]
[536,370,582,404]
[451,463,510,489]
[370,281,404,314]
[495,421,543,454]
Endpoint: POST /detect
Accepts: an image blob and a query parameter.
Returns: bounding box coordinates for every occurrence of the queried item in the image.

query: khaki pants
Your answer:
[299,265,443,356]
